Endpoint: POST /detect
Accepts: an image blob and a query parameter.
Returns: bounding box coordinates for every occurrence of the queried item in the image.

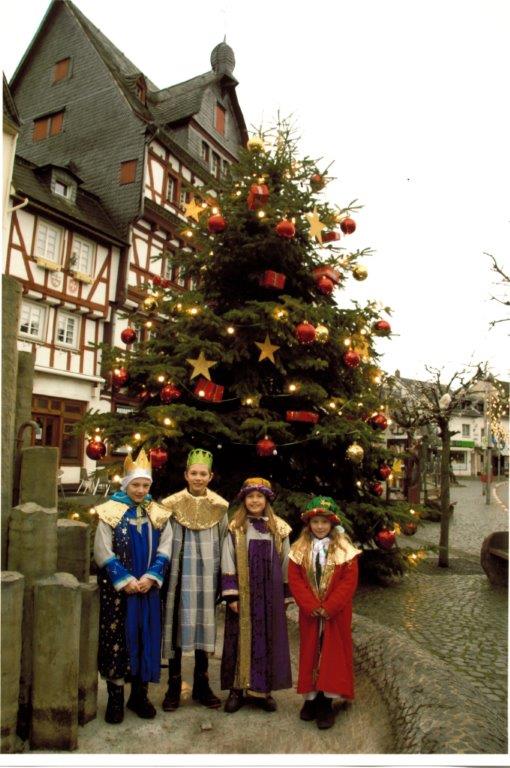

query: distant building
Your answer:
[4,0,247,484]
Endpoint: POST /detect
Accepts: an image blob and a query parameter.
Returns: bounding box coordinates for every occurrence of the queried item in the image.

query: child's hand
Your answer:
[123,579,140,594]
[318,607,330,619]
[229,601,239,613]
[138,576,156,593]
[311,608,321,617]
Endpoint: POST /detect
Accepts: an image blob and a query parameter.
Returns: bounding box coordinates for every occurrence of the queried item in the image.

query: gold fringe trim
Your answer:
[233,528,251,690]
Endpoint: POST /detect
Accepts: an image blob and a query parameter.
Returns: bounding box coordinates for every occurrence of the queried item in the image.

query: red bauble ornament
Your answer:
[403,522,418,536]
[160,384,182,403]
[375,529,396,550]
[370,481,384,497]
[138,389,150,402]
[120,327,137,345]
[275,219,296,238]
[207,214,227,234]
[149,446,168,469]
[316,275,334,295]
[340,217,356,235]
[256,436,276,457]
[295,321,316,344]
[373,320,391,336]
[378,464,392,480]
[310,173,326,191]
[112,367,129,388]
[369,413,388,431]
[343,350,361,369]
[152,275,162,286]
[86,439,106,460]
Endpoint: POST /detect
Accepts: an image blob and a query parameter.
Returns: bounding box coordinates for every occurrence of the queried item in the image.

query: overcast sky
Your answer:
[3,0,509,383]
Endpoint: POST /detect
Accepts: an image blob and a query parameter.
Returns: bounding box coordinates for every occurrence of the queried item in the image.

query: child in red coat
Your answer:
[288,496,361,729]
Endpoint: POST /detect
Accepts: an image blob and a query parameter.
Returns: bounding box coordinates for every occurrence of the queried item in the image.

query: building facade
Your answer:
[4,0,247,484]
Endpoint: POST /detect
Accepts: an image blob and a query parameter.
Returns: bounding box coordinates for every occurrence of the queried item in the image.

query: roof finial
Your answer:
[211,40,235,75]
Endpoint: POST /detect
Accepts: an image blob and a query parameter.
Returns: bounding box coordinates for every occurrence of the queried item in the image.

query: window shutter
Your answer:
[33,118,48,141]
[215,104,226,134]
[53,58,70,83]
[120,160,137,184]
[50,111,64,136]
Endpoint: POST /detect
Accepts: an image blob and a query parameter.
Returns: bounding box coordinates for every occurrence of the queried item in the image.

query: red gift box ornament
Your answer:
[194,377,224,402]
[259,270,287,290]
[285,411,319,424]
[312,266,341,285]
[321,231,341,243]
[247,183,270,211]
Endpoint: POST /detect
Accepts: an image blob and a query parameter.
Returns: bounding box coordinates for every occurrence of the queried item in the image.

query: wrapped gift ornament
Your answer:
[259,270,287,290]
[247,183,270,210]
[312,266,341,285]
[285,411,319,424]
[193,377,224,402]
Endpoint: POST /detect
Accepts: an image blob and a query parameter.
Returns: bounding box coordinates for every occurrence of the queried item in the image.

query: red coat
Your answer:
[288,551,359,698]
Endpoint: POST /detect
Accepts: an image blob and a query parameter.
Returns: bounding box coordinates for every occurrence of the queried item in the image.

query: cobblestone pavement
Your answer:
[354,478,508,722]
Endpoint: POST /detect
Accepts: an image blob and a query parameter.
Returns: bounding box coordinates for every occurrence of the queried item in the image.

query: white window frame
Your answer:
[19,301,47,341]
[70,235,95,281]
[56,311,80,349]
[211,152,220,178]
[462,424,471,437]
[34,219,63,269]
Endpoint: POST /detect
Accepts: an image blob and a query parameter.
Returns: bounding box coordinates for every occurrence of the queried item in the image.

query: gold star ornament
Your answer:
[184,196,205,222]
[255,335,280,364]
[305,207,327,243]
[186,350,217,380]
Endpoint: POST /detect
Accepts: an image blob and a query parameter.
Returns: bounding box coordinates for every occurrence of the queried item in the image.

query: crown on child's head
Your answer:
[301,495,341,525]
[124,448,152,476]
[186,448,213,470]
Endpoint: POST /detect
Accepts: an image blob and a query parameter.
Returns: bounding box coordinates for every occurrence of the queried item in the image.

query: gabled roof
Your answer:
[10,0,247,145]
[3,74,21,131]
[12,155,126,245]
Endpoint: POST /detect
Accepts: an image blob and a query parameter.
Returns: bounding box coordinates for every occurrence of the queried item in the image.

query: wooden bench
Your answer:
[481,532,508,587]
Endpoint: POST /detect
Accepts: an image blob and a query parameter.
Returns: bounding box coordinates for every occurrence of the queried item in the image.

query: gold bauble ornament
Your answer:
[247,136,265,153]
[352,265,368,281]
[316,324,330,344]
[142,295,159,312]
[346,442,364,464]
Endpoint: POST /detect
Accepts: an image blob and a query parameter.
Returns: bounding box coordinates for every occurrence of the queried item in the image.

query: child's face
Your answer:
[126,478,152,504]
[244,490,267,517]
[185,464,213,495]
[309,515,332,539]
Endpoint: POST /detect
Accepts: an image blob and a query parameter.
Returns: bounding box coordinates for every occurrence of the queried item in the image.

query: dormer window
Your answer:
[50,170,77,203]
[54,180,69,198]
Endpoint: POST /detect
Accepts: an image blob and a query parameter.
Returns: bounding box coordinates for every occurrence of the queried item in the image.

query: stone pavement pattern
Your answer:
[32,615,394,754]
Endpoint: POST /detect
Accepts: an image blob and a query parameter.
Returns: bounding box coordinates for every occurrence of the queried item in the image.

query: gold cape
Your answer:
[161,488,228,530]
[93,499,170,530]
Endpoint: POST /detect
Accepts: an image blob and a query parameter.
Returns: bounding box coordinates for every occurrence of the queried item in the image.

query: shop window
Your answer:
[32,396,86,466]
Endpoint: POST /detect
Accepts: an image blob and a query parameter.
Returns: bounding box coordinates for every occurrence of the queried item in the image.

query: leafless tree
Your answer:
[388,365,487,567]
[486,252,509,328]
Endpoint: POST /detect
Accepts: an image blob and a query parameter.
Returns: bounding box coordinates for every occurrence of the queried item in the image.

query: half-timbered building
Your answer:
[5,0,247,484]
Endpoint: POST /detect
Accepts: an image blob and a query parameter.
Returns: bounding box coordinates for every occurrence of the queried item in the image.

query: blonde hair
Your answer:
[294,524,355,562]
[231,498,277,536]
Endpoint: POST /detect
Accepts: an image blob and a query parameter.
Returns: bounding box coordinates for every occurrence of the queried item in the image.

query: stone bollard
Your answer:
[78,579,99,725]
[7,502,58,740]
[57,519,90,583]
[31,573,81,751]
[1,572,25,753]
[19,446,58,510]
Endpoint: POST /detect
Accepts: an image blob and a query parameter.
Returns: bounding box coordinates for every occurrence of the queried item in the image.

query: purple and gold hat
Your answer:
[237,477,275,502]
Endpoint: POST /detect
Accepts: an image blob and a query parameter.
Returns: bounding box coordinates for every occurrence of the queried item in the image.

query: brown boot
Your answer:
[316,693,335,729]
[192,672,221,708]
[162,675,182,711]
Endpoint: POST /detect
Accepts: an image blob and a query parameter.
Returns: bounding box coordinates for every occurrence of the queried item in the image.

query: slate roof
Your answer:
[3,74,21,131]
[12,155,126,245]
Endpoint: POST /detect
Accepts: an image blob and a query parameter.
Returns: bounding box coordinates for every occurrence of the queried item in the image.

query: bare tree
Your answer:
[388,365,487,567]
[486,252,509,328]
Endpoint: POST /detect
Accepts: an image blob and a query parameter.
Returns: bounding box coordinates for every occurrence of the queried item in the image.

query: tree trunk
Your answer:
[438,422,451,567]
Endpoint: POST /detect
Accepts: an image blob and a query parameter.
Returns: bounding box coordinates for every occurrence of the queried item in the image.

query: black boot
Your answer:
[299,697,317,721]
[192,671,221,708]
[127,678,157,719]
[105,681,124,724]
[224,688,244,713]
[192,649,221,708]
[316,693,335,729]
[162,675,182,712]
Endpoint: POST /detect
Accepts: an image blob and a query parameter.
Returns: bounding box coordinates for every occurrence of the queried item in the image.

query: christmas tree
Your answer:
[81,120,417,582]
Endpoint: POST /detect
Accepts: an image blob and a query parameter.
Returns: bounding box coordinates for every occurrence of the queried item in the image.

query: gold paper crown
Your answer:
[124,448,152,475]
[186,448,213,470]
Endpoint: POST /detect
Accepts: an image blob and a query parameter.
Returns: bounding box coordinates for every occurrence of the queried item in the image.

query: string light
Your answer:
[257,211,266,219]
[344,338,351,346]
[157,375,165,383]
[163,418,173,426]
[227,326,235,335]
[133,433,141,441]
[145,321,153,328]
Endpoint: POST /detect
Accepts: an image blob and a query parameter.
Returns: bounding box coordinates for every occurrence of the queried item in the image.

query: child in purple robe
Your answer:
[220,477,293,713]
